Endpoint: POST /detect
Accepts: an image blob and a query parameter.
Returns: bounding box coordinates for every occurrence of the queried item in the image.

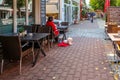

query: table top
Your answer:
[22,33,49,41]
[104,25,120,28]
[108,33,120,41]
[0,33,49,41]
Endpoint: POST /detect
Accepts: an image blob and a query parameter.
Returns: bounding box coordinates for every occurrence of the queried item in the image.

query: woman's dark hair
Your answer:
[48,16,53,21]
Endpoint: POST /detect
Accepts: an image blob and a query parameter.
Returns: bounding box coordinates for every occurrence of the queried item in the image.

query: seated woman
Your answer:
[46,16,59,42]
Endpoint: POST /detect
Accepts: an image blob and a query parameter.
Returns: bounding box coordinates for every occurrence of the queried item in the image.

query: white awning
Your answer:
[48,0,58,3]
[46,5,59,14]
[73,0,80,3]
[0,7,13,11]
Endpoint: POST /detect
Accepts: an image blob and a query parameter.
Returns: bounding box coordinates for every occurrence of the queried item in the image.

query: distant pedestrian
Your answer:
[90,14,93,23]
[101,13,103,18]
[91,16,93,23]
[90,12,95,23]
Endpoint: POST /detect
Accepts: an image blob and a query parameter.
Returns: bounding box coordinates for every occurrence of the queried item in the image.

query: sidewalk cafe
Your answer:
[0,0,70,75]
[104,6,120,78]
[0,0,48,74]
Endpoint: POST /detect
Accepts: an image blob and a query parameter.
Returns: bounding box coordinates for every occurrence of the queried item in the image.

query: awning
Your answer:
[73,0,80,3]
[48,0,59,3]
[46,5,59,14]
[0,7,13,11]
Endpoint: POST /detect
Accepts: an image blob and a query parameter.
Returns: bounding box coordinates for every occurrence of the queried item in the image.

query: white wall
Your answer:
[0,0,3,4]
[59,0,64,21]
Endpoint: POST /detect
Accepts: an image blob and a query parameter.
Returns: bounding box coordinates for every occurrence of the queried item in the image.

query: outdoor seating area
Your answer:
[0,21,69,75]
[104,21,120,78]
[1,0,120,79]
[0,19,116,80]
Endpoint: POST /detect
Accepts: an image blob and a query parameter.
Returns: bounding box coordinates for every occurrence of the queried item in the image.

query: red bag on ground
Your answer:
[57,42,69,47]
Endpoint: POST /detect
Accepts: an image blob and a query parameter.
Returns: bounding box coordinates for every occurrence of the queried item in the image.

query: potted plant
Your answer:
[18,27,25,36]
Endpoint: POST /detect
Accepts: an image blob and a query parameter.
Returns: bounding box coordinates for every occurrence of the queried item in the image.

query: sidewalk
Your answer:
[0,19,114,80]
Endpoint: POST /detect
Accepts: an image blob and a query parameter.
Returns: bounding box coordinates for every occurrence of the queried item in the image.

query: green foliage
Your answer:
[90,0,105,11]
[5,0,25,8]
[5,0,31,17]
[81,9,86,16]
[73,1,78,6]
[89,0,120,11]
[110,0,117,6]
[64,0,69,3]
[18,27,25,33]
[116,0,120,6]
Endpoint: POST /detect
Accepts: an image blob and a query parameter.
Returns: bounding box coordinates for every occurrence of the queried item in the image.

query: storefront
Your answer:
[61,0,80,24]
[0,0,44,33]
[46,0,80,24]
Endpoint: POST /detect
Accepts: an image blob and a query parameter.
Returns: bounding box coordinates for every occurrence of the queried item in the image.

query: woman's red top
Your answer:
[46,21,59,36]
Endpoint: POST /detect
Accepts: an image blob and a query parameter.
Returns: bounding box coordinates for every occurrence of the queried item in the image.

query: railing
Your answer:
[0,18,34,34]
[0,24,13,34]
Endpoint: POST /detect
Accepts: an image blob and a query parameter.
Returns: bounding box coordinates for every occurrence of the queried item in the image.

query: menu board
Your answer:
[107,6,120,25]
[40,0,46,25]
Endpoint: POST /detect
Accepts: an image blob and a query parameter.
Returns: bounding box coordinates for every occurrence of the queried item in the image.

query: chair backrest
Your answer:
[23,24,40,33]
[32,24,41,33]
[37,26,55,39]
[37,26,52,33]
[114,43,120,57]
[0,35,22,60]
[107,25,119,33]
[61,22,69,26]
[0,42,3,56]
[23,25,33,33]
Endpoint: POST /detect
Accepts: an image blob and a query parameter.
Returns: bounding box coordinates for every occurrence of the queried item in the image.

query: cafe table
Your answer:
[107,33,120,51]
[108,33,120,75]
[108,33,120,61]
[0,33,49,66]
[108,33,120,42]
[22,33,50,66]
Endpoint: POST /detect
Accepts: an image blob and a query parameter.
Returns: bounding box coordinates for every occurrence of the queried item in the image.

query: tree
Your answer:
[90,0,120,11]
[5,0,31,18]
[90,0,105,11]
[110,0,117,6]
[116,0,120,6]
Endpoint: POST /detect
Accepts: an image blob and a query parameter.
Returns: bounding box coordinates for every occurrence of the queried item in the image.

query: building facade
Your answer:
[46,0,80,24]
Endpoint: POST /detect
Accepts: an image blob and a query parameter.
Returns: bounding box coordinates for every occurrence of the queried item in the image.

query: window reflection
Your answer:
[0,0,33,34]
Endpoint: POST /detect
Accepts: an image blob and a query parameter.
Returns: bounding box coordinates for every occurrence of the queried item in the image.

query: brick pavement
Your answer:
[0,19,114,80]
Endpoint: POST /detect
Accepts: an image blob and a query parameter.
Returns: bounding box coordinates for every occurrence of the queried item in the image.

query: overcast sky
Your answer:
[86,0,90,5]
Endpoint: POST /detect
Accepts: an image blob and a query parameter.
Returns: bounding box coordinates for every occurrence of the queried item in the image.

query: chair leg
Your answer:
[19,58,22,75]
[1,59,4,74]
[50,39,53,48]
[32,49,35,62]
[47,36,50,50]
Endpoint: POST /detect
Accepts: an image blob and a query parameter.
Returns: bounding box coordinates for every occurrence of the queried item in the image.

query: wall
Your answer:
[107,6,120,25]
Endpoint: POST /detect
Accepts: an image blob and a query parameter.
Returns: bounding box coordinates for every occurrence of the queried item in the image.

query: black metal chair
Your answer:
[61,22,69,26]
[60,22,69,38]
[37,26,53,48]
[23,24,39,33]
[31,24,41,33]
[0,35,34,74]
[0,42,3,74]
[114,43,120,60]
